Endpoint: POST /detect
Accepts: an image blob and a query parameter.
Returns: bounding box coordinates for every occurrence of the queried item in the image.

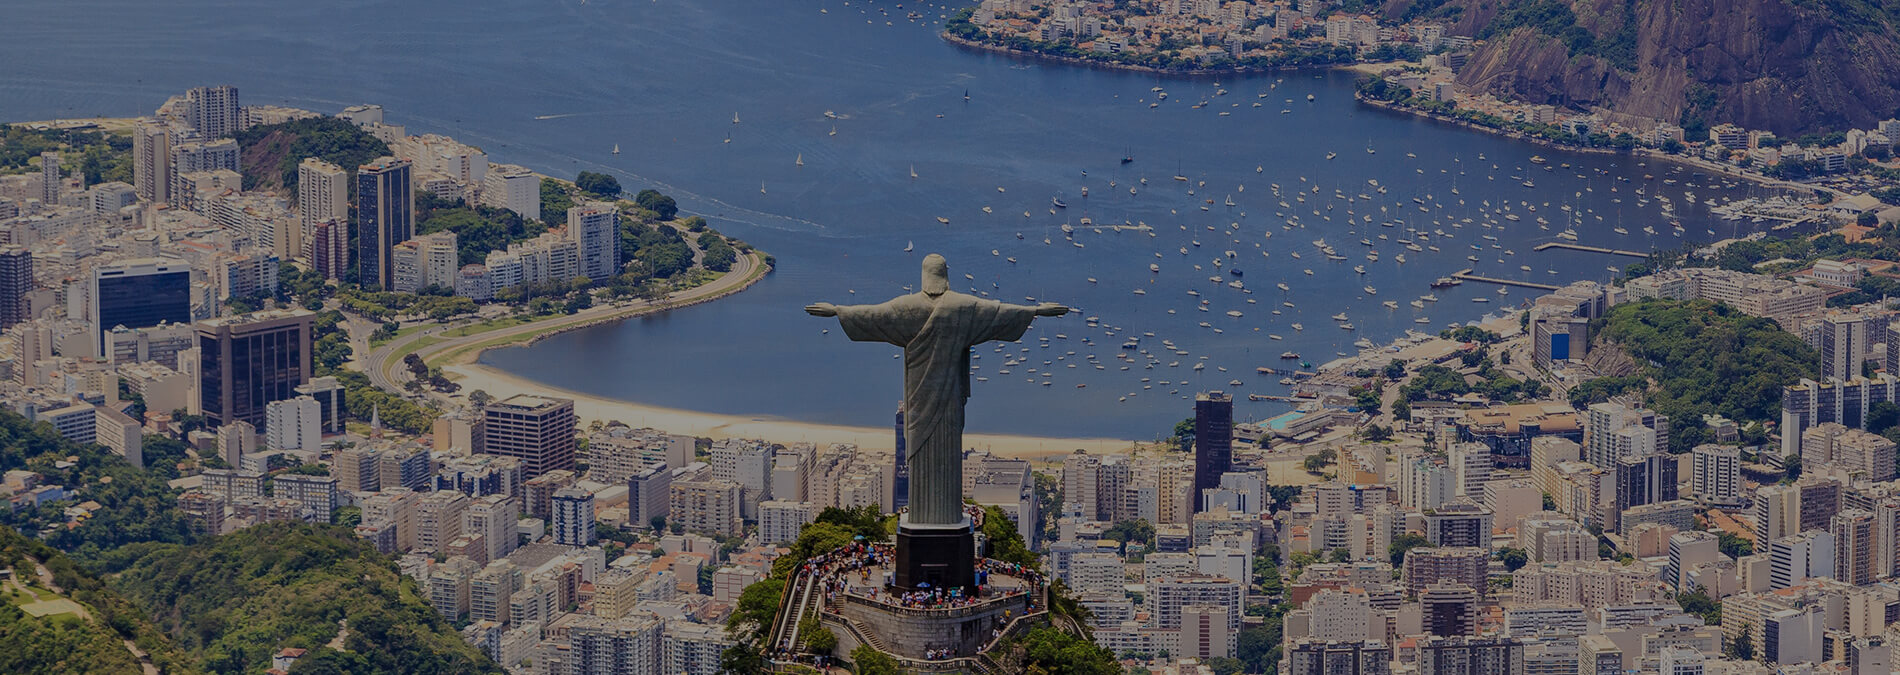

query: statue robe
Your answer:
[834,290,1040,525]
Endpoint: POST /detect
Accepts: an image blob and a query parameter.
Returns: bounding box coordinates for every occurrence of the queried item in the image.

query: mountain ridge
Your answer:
[1381,0,1900,136]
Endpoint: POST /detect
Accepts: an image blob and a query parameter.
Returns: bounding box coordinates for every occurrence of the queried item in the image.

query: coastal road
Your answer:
[355,251,764,406]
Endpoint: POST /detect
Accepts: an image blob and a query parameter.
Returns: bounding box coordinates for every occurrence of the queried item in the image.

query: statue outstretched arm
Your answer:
[1034,302,1069,317]
[805,302,838,317]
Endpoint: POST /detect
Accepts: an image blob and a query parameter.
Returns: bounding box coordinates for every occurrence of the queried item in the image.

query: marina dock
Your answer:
[1452,269,1561,291]
[1532,242,1650,258]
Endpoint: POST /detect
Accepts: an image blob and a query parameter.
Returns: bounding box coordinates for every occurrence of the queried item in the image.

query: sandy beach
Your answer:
[447,362,1142,460]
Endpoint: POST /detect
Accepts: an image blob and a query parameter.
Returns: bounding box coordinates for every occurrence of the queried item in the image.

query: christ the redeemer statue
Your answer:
[807,253,1065,590]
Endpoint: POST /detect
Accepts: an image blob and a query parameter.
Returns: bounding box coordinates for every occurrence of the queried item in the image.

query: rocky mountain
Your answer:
[1379,0,1900,136]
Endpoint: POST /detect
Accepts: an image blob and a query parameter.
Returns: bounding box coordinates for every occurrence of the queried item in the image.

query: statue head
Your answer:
[921,254,949,296]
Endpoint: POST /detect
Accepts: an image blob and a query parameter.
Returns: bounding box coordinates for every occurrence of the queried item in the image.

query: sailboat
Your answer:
[759,182,766,194]
[1121,147,1133,164]
[732,111,740,124]
[829,125,837,136]
[904,241,914,253]
[795,153,804,167]
[909,165,918,180]
[963,89,970,102]
[612,144,620,155]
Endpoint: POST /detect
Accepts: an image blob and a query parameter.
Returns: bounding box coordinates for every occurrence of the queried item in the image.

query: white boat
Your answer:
[795,153,803,166]
[612,144,620,154]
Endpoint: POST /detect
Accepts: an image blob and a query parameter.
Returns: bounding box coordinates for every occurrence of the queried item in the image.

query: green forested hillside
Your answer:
[105,523,500,675]
[1573,299,1820,449]
[0,525,198,675]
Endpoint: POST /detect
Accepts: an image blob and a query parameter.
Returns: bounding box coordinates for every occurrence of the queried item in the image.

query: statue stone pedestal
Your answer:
[894,514,974,592]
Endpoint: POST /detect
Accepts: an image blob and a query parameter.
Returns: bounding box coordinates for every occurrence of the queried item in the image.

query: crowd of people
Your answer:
[772,537,1049,662]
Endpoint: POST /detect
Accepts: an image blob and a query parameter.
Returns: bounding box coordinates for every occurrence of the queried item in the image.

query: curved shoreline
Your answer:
[1353,94,1830,195]
[412,253,1143,458]
[447,361,1140,460]
[939,32,1350,77]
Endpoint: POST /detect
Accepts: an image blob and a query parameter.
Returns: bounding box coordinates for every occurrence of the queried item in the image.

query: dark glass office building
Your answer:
[91,259,192,353]
[198,310,314,429]
[356,156,413,290]
[1193,391,1233,512]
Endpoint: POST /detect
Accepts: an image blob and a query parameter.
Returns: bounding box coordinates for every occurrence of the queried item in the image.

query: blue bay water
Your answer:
[0,0,1780,439]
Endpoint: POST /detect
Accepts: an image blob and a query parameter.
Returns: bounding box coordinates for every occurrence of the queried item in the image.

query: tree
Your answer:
[1362,424,1393,442]
[564,291,593,314]
[1677,587,1721,625]
[1726,623,1754,660]
[1389,533,1431,567]
[468,389,494,407]
[575,171,621,198]
[1541,492,1558,510]
[635,189,679,220]
[1871,401,1900,435]
[1168,417,1196,451]
[1328,548,1351,563]
[851,645,903,675]
[725,577,784,643]
[1497,547,1529,572]
[1104,519,1156,549]
[718,641,766,675]
[1718,531,1753,559]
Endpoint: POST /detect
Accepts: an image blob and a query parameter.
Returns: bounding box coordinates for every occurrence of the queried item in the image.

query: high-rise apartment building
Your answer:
[1584,402,1668,468]
[1286,639,1392,675]
[0,246,33,330]
[1833,509,1876,586]
[333,448,382,493]
[263,396,322,451]
[480,395,577,479]
[133,119,172,203]
[391,230,459,293]
[1690,444,1741,506]
[551,487,596,547]
[480,164,540,222]
[307,218,349,281]
[568,202,620,281]
[1421,583,1480,637]
[668,479,742,536]
[184,85,242,139]
[197,309,314,429]
[297,158,348,233]
[356,157,413,289]
[167,138,239,201]
[1193,391,1232,512]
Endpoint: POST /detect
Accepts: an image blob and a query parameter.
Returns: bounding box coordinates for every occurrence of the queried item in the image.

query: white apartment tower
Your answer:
[568,202,620,281]
[1691,444,1741,505]
[133,119,172,203]
[185,85,243,139]
[263,396,323,451]
[298,158,348,233]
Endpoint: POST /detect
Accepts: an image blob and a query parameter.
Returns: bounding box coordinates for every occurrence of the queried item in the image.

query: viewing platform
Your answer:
[770,542,1049,674]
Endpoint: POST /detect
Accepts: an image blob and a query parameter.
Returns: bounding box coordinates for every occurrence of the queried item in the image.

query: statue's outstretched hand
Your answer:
[1035,302,1069,317]
[805,302,839,317]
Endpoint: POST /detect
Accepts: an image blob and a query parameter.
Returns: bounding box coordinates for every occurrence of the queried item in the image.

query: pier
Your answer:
[1532,242,1650,258]
[1452,269,1561,291]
